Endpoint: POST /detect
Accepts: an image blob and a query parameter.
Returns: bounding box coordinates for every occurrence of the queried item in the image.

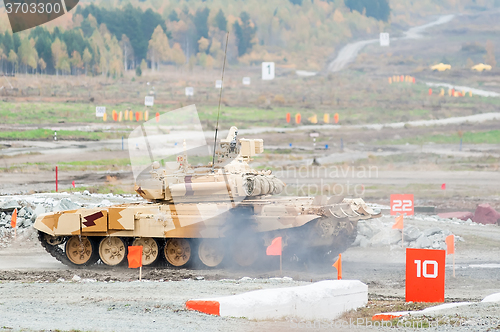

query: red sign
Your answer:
[390,194,414,216]
[406,248,445,303]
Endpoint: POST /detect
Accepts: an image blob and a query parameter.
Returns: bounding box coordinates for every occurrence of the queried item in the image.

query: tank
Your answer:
[35,126,381,268]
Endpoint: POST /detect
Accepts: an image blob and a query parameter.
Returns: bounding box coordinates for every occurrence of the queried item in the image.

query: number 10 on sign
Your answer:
[390,194,414,215]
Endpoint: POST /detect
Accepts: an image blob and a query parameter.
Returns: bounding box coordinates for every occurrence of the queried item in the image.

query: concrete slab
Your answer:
[186,280,368,320]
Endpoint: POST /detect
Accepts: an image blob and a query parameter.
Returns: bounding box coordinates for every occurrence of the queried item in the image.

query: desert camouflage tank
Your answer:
[35,124,380,269]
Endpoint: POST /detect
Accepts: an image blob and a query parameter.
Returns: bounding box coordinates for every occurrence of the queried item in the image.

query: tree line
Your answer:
[0,4,258,76]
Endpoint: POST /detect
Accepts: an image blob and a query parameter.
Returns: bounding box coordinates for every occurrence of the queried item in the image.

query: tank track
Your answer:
[38,219,358,269]
[38,231,75,268]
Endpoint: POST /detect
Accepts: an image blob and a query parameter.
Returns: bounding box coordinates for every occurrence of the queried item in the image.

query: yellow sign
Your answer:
[471,63,492,72]
[308,114,318,124]
[431,63,451,72]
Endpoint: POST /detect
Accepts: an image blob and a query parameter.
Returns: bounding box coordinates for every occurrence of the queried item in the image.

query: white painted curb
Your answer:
[482,292,500,303]
[186,280,368,320]
[373,302,473,321]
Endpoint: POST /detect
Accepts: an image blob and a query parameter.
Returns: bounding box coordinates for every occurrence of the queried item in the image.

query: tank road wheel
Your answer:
[65,236,98,266]
[232,237,259,267]
[99,237,127,266]
[164,239,191,267]
[44,234,65,246]
[132,238,160,266]
[198,239,225,268]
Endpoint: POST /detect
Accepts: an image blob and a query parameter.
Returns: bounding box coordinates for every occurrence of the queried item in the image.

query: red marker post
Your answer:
[332,254,342,280]
[446,234,455,277]
[128,246,143,280]
[266,237,282,275]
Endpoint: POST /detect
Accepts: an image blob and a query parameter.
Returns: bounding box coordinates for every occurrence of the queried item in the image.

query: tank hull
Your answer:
[35,196,380,268]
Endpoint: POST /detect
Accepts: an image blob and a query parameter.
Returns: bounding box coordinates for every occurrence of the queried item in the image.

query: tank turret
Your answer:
[134,127,285,202]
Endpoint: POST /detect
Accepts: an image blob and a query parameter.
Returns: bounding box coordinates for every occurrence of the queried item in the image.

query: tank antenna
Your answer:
[211,32,229,172]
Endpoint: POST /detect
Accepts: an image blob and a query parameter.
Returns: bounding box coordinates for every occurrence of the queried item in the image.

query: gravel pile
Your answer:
[0,192,143,246]
[353,216,465,250]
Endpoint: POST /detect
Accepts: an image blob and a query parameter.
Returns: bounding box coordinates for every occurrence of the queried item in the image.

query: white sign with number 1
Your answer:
[262,62,275,80]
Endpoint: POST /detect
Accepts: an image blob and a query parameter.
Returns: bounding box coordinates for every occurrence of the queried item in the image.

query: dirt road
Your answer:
[327,15,455,72]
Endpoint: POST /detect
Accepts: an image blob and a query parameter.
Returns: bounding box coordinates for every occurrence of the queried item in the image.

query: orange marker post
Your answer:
[428,88,432,96]
[118,111,123,122]
[393,214,404,246]
[334,113,339,124]
[144,110,149,122]
[127,246,143,280]
[124,110,129,121]
[266,237,283,275]
[156,112,160,123]
[286,113,291,123]
[295,113,301,124]
[446,234,455,277]
[332,254,342,280]
[11,208,17,239]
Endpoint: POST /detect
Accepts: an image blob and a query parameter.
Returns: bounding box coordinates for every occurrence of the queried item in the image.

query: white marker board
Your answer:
[380,33,390,46]
[262,62,275,80]
[145,96,154,106]
[242,77,251,85]
[185,87,194,96]
[96,106,106,117]
[215,80,222,89]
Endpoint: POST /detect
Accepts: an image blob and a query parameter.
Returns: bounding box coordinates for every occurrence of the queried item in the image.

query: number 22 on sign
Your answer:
[390,194,414,216]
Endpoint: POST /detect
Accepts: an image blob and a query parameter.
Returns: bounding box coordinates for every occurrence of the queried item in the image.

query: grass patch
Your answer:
[0,129,127,141]
[66,184,134,195]
[59,159,131,167]
[376,130,500,145]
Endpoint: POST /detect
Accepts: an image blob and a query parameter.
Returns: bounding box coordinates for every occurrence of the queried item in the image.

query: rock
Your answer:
[428,233,445,243]
[353,234,366,246]
[423,227,442,237]
[72,275,82,282]
[54,198,81,212]
[33,204,46,218]
[359,237,370,248]
[473,204,500,225]
[25,206,33,216]
[415,235,432,249]
[18,207,26,217]
[0,200,21,211]
[98,199,112,207]
[438,211,474,221]
[83,190,90,196]
[357,222,373,238]
[369,228,401,247]
[16,217,25,228]
[403,226,422,241]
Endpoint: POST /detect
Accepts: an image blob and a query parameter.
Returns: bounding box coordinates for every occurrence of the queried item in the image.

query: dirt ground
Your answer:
[0,11,499,332]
